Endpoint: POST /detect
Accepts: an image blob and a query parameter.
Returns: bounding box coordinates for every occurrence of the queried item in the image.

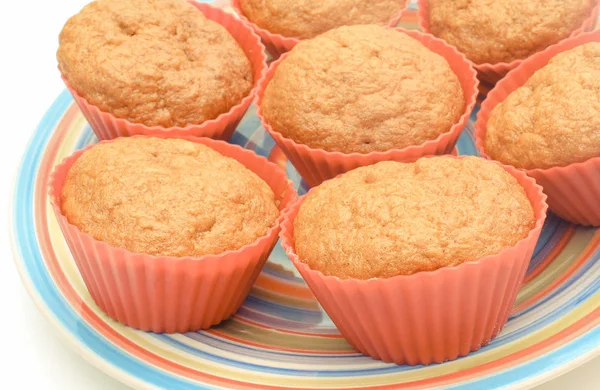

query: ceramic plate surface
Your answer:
[12,2,600,389]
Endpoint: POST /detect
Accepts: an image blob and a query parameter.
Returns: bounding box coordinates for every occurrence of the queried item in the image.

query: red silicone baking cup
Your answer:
[48,135,297,333]
[280,156,548,365]
[232,0,408,59]
[256,28,478,188]
[60,2,267,141]
[475,30,600,226]
[417,0,600,85]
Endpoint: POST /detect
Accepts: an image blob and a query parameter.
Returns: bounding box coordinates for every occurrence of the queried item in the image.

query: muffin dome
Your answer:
[294,157,535,279]
[239,0,406,39]
[61,137,279,257]
[57,0,253,128]
[485,42,600,170]
[427,0,597,64]
[261,24,464,154]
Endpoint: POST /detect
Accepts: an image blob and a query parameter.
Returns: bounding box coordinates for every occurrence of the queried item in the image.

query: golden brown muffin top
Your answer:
[294,157,535,279]
[262,25,464,154]
[240,0,406,39]
[485,42,600,170]
[428,0,596,64]
[61,137,279,257]
[57,0,252,128]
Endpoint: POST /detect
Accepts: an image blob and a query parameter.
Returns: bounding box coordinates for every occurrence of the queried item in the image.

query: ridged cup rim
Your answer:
[255,27,479,160]
[48,135,298,264]
[473,29,600,176]
[416,0,600,73]
[59,2,268,134]
[279,155,548,285]
[231,0,409,43]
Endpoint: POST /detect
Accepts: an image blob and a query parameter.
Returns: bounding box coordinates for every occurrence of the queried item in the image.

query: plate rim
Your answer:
[9,89,600,390]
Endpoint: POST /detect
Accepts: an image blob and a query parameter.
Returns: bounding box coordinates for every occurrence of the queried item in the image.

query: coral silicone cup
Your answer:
[60,2,267,141]
[280,156,548,365]
[231,0,408,59]
[48,136,297,333]
[417,0,600,85]
[256,28,478,188]
[475,30,600,226]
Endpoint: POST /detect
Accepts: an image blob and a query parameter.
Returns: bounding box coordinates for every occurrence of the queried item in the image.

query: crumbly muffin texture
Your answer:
[57,0,252,127]
[485,42,600,170]
[294,157,535,279]
[262,25,464,154]
[240,0,406,39]
[428,0,596,64]
[61,137,279,257]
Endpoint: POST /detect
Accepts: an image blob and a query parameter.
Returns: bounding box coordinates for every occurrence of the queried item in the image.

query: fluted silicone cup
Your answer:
[48,135,297,333]
[60,2,268,141]
[475,30,600,226]
[280,156,547,365]
[256,28,478,188]
[231,0,409,59]
[417,0,600,85]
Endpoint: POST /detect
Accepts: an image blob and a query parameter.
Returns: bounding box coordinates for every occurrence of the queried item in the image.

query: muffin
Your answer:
[51,136,296,332]
[61,137,279,257]
[484,42,600,170]
[294,157,536,279]
[283,155,546,364]
[426,0,597,65]
[239,0,407,39]
[261,24,465,154]
[57,0,253,128]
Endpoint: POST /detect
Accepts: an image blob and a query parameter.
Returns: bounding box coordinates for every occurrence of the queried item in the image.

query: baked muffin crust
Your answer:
[57,0,253,127]
[428,0,596,64]
[485,42,600,170]
[240,0,406,39]
[61,137,279,257]
[294,157,535,279]
[262,25,464,154]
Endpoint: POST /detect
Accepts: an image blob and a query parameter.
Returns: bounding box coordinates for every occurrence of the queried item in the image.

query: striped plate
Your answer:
[11,3,600,389]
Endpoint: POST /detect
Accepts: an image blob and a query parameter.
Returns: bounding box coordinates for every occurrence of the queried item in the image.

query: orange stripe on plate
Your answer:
[234,315,344,338]
[206,328,356,355]
[254,273,315,300]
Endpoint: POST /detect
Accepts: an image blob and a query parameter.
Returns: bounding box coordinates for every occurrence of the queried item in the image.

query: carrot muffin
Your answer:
[239,0,406,39]
[261,25,464,154]
[294,157,535,279]
[57,0,253,128]
[485,42,600,170]
[61,137,279,257]
[427,0,597,64]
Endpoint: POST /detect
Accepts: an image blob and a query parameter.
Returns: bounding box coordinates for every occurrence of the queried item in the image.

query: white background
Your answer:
[0,1,597,388]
